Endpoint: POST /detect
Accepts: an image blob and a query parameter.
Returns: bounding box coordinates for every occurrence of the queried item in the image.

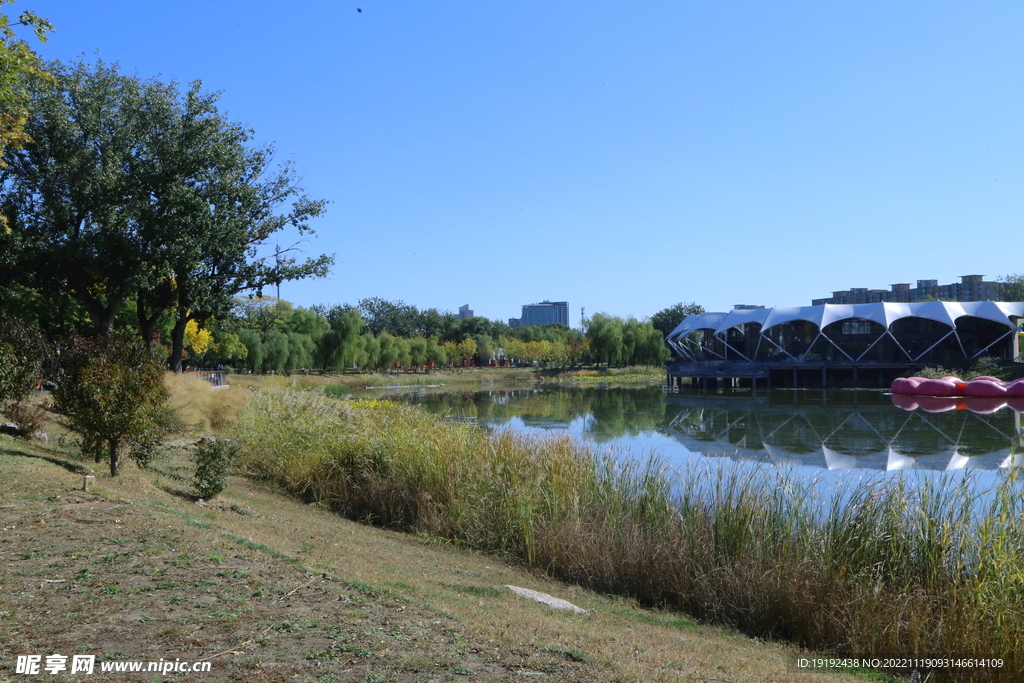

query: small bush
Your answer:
[916,365,959,380]
[52,335,170,476]
[191,437,239,499]
[918,357,1001,382]
[0,318,47,419]
[0,400,48,437]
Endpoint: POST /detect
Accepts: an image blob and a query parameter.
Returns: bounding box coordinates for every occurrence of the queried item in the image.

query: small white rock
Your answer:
[505,585,589,614]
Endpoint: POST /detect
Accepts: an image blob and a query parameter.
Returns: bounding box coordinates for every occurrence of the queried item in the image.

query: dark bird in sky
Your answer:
[357,7,362,11]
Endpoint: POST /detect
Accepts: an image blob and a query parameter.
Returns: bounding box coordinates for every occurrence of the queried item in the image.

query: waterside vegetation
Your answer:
[0,427,870,683]
[232,387,1024,683]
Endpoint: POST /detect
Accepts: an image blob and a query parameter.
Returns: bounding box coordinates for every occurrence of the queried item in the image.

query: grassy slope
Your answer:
[0,436,876,683]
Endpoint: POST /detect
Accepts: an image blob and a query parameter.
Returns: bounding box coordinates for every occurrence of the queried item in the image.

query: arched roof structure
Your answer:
[667,302,1024,364]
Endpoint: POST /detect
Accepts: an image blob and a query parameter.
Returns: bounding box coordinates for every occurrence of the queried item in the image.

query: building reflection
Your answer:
[663,392,1024,471]
[371,385,1024,472]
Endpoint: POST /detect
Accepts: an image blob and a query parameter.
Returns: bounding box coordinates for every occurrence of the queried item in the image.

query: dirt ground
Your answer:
[0,435,882,683]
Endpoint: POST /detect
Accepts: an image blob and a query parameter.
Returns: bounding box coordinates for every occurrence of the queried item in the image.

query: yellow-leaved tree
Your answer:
[184,320,213,356]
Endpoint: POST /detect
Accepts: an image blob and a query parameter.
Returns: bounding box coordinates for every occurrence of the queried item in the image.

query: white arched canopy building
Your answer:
[667,302,1024,366]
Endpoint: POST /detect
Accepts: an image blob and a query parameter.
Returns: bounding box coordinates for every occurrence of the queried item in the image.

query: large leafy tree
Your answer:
[0,59,156,334]
[0,59,332,368]
[0,316,45,404]
[650,302,705,341]
[358,298,422,337]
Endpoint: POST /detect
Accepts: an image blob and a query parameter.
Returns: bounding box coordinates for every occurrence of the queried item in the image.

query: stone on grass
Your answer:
[505,585,588,614]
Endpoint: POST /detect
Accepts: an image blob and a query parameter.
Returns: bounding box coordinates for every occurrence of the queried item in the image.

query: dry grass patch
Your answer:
[164,373,249,432]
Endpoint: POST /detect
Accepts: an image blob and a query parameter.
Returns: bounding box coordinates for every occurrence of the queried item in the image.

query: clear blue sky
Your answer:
[32,1,1024,325]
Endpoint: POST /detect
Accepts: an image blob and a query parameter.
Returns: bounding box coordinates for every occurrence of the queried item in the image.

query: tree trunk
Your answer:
[170,312,188,373]
[138,302,157,352]
[82,291,121,343]
[108,438,120,477]
[137,287,177,354]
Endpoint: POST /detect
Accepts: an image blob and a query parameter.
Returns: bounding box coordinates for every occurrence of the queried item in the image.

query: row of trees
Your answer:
[176,296,687,373]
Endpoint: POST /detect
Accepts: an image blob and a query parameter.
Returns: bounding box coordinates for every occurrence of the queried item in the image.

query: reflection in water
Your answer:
[667,393,1022,471]
[366,385,1024,472]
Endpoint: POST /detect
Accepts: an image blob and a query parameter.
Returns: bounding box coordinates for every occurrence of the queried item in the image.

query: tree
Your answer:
[237,328,265,372]
[407,337,429,369]
[425,336,447,367]
[0,2,52,164]
[130,82,331,372]
[443,338,477,366]
[1,60,174,336]
[356,333,380,370]
[650,302,705,341]
[233,297,294,333]
[0,59,332,366]
[586,313,624,367]
[377,332,400,370]
[358,298,422,337]
[0,315,44,403]
[52,335,168,476]
[184,320,214,357]
[210,330,247,367]
[998,274,1024,302]
[565,331,589,366]
[417,308,454,338]
[309,304,363,371]
[473,334,492,366]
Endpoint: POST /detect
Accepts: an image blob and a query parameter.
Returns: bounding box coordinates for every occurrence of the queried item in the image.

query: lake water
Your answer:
[355,384,1024,478]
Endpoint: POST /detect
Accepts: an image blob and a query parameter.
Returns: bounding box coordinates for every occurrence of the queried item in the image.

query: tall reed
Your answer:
[231,388,1024,682]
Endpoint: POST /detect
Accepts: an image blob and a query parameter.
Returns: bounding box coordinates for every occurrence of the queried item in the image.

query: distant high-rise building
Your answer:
[513,300,569,327]
[458,304,474,319]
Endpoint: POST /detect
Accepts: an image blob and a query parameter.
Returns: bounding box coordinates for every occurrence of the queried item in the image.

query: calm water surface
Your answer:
[356,385,1024,478]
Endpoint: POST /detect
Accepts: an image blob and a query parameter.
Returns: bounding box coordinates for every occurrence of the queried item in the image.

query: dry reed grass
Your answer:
[164,372,248,432]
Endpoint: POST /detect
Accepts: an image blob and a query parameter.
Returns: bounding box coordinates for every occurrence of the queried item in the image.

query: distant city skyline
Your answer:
[811,275,1004,306]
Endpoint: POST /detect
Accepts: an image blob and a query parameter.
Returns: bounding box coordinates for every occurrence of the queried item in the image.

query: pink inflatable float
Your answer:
[891,375,1021,398]
[891,394,1010,414]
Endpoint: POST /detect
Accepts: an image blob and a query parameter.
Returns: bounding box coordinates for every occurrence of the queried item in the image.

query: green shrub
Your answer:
[0,317,47,404]
[918,357,1001,381]
[191,437,239,499]
[52,334,169,476]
